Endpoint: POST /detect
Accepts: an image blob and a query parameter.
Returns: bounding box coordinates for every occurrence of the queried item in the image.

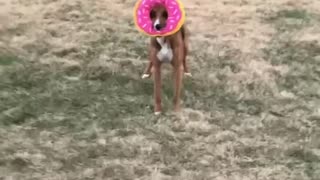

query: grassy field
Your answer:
[1,0,320,179]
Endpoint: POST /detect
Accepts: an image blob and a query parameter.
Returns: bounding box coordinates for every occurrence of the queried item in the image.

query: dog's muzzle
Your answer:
[155,24,161,31]
[153,19,165,31]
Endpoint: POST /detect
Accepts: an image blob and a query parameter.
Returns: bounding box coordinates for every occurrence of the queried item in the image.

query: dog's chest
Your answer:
[156,37,173,63]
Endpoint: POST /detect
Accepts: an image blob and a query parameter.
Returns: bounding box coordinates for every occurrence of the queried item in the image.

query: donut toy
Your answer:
[133,0,186,37]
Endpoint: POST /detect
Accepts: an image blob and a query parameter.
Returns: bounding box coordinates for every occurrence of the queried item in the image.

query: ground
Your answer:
[0,0,320,179]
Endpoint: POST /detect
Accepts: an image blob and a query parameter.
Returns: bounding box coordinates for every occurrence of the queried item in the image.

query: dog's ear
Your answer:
[150,10,156,19]
[162,11,168,19]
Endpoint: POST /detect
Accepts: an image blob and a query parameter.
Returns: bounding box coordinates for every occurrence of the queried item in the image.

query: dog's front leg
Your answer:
[150,47,162,115]
[142,42,155,79]
[172,45,184,112]
[153,61,162,115]
[142,60,153,79]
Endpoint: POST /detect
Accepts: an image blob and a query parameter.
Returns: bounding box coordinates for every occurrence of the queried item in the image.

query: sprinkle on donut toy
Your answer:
[133,0,186,37]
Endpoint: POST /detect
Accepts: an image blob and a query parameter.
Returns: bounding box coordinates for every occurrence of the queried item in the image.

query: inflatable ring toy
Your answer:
[133,0,186,37]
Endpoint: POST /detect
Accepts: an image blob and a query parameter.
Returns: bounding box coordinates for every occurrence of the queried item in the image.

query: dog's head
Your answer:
[149,5,168,31]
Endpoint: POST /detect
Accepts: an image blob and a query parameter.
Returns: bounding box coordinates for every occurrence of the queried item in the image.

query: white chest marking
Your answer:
[156,37,173,63]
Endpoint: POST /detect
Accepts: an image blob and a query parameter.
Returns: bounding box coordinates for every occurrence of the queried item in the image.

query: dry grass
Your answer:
[1,0,320,179]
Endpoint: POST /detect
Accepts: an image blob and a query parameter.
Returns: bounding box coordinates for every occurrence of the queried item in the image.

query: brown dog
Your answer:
[141,4,191,115]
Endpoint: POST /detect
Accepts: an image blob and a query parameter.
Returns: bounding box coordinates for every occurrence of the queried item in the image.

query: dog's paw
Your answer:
[154,111,161,116]
[141,73,151,79]
[184,72,192,77]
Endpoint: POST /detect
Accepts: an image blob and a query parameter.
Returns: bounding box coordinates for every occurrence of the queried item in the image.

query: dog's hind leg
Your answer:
[183,41,192,77]
[181,26,192,77]
[182,46,192,76]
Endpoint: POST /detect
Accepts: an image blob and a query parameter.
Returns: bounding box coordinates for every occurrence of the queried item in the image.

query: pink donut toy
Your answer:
[133,0,186,37]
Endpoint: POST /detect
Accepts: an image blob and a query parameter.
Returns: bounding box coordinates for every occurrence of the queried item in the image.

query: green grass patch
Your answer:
[264,38,320,97]
[0,55,20,66]
[277,9,310,20]
[0,63,155,129]
[260,11,320,175]
[264,8,320,98]
[266,9,313,31]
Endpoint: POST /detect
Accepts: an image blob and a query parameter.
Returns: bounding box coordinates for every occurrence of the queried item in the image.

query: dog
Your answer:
[141,4,191,115]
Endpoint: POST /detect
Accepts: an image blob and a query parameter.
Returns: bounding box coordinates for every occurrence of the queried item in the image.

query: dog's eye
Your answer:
[150,10,156,19]
[162,11,168,19]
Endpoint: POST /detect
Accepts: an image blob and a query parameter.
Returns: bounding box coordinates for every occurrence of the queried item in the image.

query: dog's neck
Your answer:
[155,36,173,62]
[156,37,168,48]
